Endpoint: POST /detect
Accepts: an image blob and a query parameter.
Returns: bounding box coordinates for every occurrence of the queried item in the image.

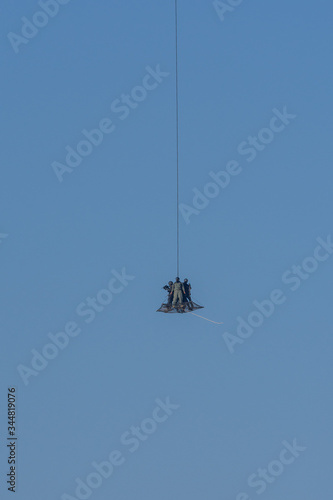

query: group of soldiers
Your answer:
[163,277,193,311]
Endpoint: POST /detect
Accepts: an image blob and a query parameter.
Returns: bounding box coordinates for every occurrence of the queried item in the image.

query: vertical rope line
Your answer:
[175,0,180,277]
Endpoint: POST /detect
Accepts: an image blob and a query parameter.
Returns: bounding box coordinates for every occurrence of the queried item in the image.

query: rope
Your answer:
[175,0,180,277]
[190,312,224,325]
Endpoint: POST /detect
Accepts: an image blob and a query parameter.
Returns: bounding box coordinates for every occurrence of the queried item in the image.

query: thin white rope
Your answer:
[190,312,224,324]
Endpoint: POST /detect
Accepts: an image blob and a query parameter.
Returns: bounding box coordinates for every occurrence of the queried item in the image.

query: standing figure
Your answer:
[172,277,185,310]
[183,278,193,310]
[163,281,174,309]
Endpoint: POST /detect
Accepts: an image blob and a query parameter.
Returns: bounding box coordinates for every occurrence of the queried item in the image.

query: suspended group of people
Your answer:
[163,277,193,312]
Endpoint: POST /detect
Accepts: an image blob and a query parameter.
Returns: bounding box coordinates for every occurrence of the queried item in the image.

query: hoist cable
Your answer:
[175,0,180,277]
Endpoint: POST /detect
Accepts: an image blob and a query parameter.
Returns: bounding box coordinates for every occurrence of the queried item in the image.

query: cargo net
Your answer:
[156,300,204,314]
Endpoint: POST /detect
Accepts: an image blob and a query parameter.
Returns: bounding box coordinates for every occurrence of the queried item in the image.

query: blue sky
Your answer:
[1,1,333,499]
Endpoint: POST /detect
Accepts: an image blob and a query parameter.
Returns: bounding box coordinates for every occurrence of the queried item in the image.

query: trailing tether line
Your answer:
[175,0,180,277]
[190,312,224,325]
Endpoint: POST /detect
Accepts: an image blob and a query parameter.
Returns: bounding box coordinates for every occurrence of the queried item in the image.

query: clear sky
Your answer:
[1,1,333,499]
